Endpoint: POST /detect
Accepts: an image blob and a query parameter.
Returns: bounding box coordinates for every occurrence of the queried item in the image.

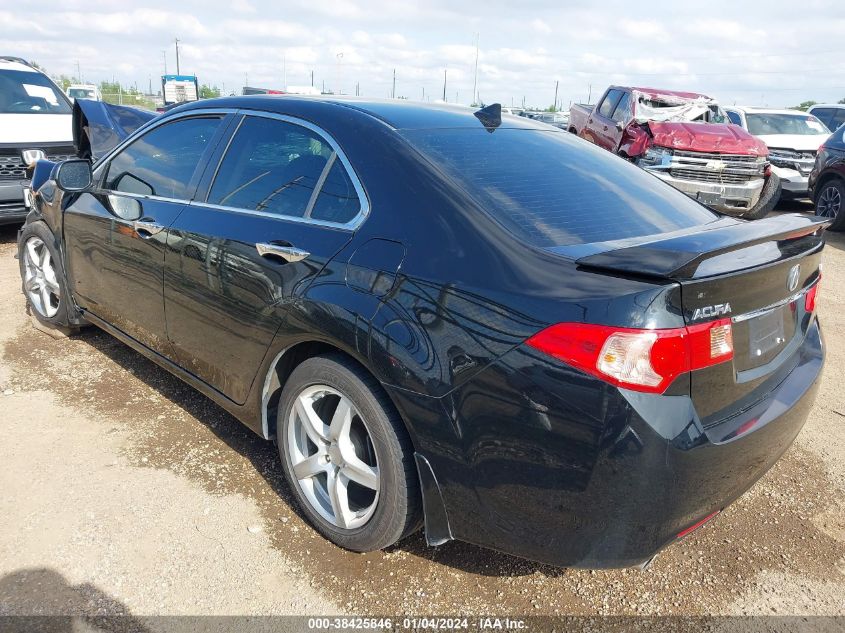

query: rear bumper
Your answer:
[647,170,764,215]
[414,320,823,568]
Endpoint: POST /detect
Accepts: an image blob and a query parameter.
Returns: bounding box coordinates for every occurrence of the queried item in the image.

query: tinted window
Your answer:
[598,90,622,118]
[208,116,333,218]
[401,128,718,248]
[105,116,221,199]
[811,108,834,128]
[0,69,71,114]
[610,92,630,123]
[311,159,361,224]
[832,109,845,130]
[726,111,742,126]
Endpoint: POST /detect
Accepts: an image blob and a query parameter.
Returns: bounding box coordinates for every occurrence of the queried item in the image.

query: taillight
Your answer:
[805,278,820,313]
[525,319,734,394]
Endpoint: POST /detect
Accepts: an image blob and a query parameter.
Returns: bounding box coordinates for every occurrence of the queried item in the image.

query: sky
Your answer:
[4,0,845,109]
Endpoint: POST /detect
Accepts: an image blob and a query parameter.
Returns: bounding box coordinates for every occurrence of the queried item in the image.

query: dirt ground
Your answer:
[0,200,843,622]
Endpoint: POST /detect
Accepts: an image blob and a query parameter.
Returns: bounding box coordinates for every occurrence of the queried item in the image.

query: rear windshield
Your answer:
[401,128,718,247]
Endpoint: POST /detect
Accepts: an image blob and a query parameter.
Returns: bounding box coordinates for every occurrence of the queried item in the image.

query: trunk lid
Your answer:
[553,213,827,427]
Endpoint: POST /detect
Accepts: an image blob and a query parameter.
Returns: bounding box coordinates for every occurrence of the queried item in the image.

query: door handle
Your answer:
[256,242,310,263]
[603,125,608,131]
[133,219,165,237]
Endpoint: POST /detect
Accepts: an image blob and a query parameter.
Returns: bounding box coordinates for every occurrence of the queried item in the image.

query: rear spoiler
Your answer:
[73,100,158,161]
[567,214,829,280]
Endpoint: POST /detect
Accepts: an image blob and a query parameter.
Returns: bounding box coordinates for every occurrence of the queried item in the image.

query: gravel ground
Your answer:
[0,200,842,621]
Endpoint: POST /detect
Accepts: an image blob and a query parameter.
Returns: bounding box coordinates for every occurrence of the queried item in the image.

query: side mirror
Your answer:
[55,159,93,192]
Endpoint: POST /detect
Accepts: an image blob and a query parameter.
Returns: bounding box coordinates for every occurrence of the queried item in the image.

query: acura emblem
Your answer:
[787,264,800,293]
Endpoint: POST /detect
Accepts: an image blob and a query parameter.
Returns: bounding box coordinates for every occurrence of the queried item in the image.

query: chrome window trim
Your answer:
[199,109,370,231]
[95,189,189,205]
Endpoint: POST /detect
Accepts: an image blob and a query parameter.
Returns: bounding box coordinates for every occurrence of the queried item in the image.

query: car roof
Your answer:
[727,106,816,116]
[0,58,40,73]
[809,104,845,110]
[172,95,548,131]
[627,86,711,101]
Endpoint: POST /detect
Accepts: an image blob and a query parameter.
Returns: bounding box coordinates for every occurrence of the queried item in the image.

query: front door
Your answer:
[164,113,367,403]
[64,114,227,356]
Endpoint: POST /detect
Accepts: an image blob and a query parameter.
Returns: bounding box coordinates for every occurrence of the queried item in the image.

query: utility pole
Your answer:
[174,38,181,75]
[148,75,152,95]
[472,32,479,106]
[310,70,314,87]
[442,68,447,102]
[554,80,559,111]
[356,82,360,96]
[162,50,167,75]
[75,60,81,83]
[587,83,592,104]
[422,86,425,101]
[391,68,396,99]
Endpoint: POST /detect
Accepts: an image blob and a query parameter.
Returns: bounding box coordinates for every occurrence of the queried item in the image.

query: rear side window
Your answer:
[810,108,833,128]
[105,116,221,199]
[208,115,361,222]
[402,128,718,248]
[726,111,742,126]
[831,109,845,132]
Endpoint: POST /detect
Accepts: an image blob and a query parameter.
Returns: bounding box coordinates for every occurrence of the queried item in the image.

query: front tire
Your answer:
[18,221,79,330]
[277,353,421,552]
[815,177,845,231]
[744,172,782,220]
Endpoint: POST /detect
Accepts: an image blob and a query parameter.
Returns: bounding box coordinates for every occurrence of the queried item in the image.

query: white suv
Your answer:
[0,56,74,225]
[725,106,830,199]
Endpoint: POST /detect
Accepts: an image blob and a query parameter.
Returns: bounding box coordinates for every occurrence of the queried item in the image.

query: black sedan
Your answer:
[19,96,826,568]
[810,124,845,230]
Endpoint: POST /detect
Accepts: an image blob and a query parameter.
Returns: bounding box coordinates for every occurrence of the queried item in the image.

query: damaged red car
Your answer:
[570,86,780,219]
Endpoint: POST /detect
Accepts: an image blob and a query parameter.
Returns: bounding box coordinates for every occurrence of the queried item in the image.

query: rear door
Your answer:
[163,112,367,404]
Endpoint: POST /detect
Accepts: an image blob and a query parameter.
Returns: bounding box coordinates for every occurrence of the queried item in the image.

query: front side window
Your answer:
[208,116,361,222]
[726,111,742,126]
[597,90,622,119]
[611,92,631,123]
[105,116,221,199]
[0,69,71,114]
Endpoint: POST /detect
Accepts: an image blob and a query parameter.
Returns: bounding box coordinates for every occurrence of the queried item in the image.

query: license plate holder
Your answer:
[748,307,786,359]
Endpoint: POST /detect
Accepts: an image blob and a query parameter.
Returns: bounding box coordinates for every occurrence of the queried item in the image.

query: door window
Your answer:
[104,116,222,200]
[597,90,623,119]
[207,115,362,223]
[831,109,845,132]
[726,111,742,126]
[810,108,833,129]
[610,91,631,123]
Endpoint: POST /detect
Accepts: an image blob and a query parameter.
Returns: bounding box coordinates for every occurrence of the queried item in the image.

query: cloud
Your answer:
[531,18,552,34]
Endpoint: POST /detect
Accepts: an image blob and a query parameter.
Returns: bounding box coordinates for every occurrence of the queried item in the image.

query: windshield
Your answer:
[68,88,94,99]
[402,128,718,248]
[0,69,71,114]
[747,113,829,136]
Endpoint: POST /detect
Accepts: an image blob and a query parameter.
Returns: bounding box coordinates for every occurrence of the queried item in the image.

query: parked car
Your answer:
[725,106,830,203]
[66,83,102,102]
[807,104,845,134]
[535,111,570,129]
[809,124,845,230]
[21,97,825,569]
[0,56,74,225]
[569,86,780,219]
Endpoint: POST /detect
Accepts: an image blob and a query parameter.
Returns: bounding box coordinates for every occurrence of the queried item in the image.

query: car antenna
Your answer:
[474,103,502,133]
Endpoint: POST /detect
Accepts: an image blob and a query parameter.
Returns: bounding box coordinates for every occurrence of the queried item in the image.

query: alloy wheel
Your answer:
[22,237,60,318]
[817,184,842,218]
[287,385,380,529]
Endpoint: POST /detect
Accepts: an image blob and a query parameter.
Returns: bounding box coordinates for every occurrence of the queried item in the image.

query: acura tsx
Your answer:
[18,96,826,568]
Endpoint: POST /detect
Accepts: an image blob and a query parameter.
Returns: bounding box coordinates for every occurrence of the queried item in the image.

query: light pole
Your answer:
[335,52,343,95]
[472,32,479,106]
[442,68,447,102]
[174,37,181,75]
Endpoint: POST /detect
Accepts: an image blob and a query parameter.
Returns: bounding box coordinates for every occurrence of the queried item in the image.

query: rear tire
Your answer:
[814,177,845,231]
[18,221,80,332]
[744,173,782,220]
[277,353,421,552]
